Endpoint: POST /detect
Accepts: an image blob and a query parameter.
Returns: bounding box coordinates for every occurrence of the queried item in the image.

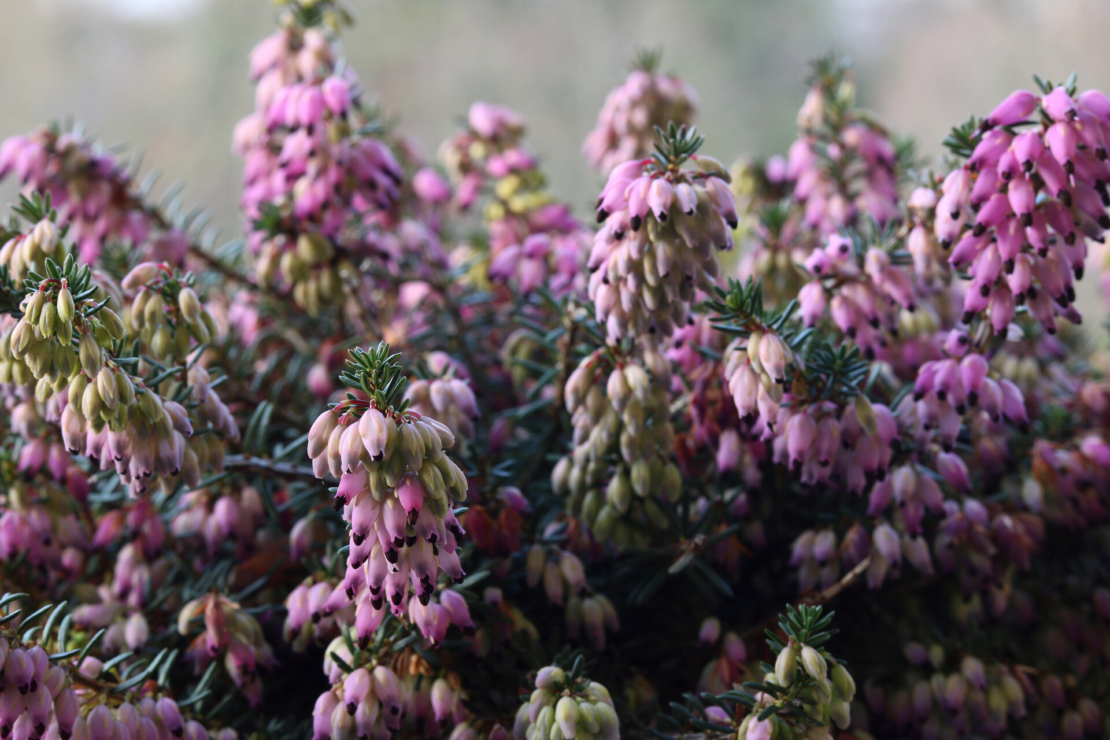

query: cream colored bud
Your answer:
[38,302,57,339]
[661,463,682,503]
[82,381,103,420]
[606,367,630,412]
[623,364,650,402]
[830,662,855,700]
[143,292,164,328]
[32,219,58,254]
[188,317,211,344]
[775,644,798,687]
[152,326,173,357]
[115,372,136,407]
[828,698,850,730]
[130,289,150,331]
[801,645,828,681]
[629,459,650,498]
[99,308,125,340]
[280,249,309,283]
[200,308,219,338]
[97,367,119,410]
[27,290,46,324]
[57,285,74,323]
[177,287,201,324]
[79,333,103,376]
[605,471,632,515]
[555,697,578,740]
[747,330,764,374]
[552,457,572,497]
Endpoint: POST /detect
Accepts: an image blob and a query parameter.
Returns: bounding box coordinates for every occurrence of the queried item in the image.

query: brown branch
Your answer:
[802,554,872,606]
[140,196,260,291]
[69,670,113,695]
[222,454,323,483]
[187,244,258,290]
[740,556,872,640]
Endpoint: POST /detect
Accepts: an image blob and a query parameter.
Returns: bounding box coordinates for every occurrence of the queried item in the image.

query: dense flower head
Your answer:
[440,103,589,297]
[937,80,1110,336]
[178,593,278,706]
[512,665,619,740]
[0,128,193,265]
[591,124,735,343]
[0,596,236,740]
[735,56,904,313]
[305,343,469,634]
[582,53,698,175]
[788,60,901,234]
[553,346,681,546]
[237,13,405,316]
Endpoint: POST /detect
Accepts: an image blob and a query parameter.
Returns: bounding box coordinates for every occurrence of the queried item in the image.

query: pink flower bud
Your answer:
[1042,86,1077,122]
[343,668,371,714]
[1046,121,1078,168]
[456,172,483,210]
[5,649,32,693]
[983,90,1038,129]
[431,678,454,722]
[156,698,184,737]
[988,284,1015,335]
[723,632,746,663]
[413,168,451,203]
[873,523,901,563]
[87,707,113,740]
[321,77,350,116]
[716,429,741,473]
[647,179,674,221]
[936,452,971,492]
[785,414,817,469]
[698,617,721,645]
[674,182,697,215]
[999,380,1028,427]
[313,692,339,740]
[746,717,772,740]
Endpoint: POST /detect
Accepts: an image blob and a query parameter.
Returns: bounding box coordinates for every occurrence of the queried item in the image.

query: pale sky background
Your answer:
[5,0,1110,323]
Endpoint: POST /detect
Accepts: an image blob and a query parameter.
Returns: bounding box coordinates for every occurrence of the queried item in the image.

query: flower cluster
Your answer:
[524,545,619,650]
[553,348,680,544]
[120,262,217,364]
[860,641,1104,740]
[798,232,921,361]
[306,343,468,632]
[178,593,278,706]
[404,355,479,456]
[237,8,404,315]
[0,127,192,265]
[939,80,1110,335]
[170,486,266,561]
[582,53,698,175]
[313,626,470,740]
[751,623,854,738]
[511,664,619,740]
[787,56,900,234]
[0,593,234,740]
[591,124,735,343]
[440,103,589,297]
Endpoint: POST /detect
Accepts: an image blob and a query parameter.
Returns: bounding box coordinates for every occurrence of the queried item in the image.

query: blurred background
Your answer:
[3,0,1110,318]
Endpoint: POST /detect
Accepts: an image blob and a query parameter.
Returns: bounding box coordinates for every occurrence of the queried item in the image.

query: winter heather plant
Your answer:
[0,3,1108,740]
